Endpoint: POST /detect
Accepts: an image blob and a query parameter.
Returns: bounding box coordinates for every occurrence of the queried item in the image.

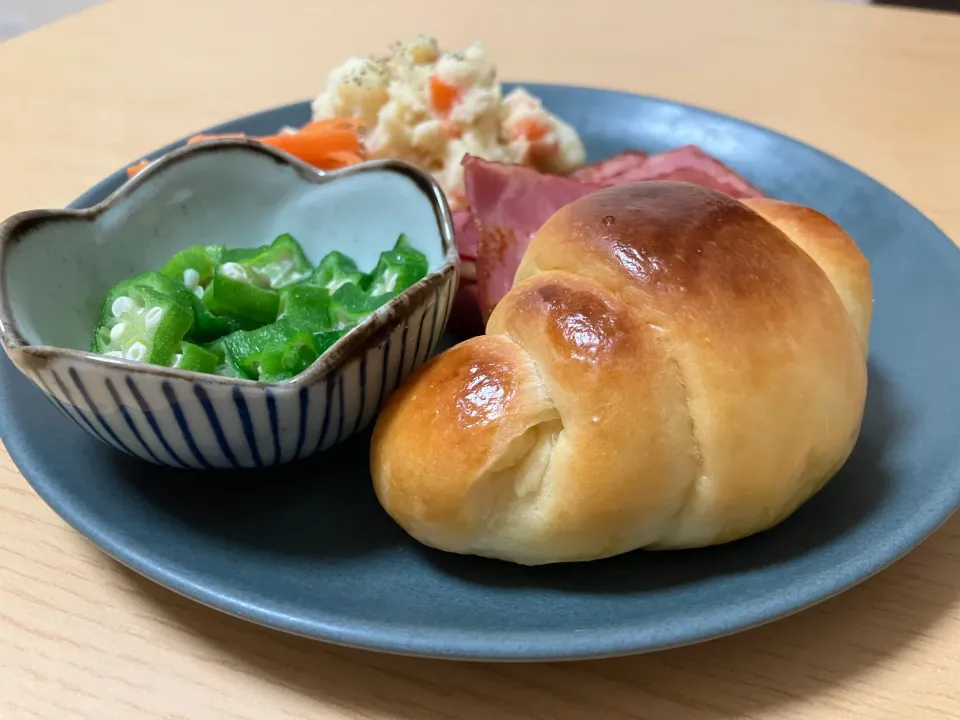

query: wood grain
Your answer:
[1,0,959,717]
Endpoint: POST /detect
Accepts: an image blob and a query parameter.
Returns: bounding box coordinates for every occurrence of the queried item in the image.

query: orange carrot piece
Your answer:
[126,159,150,177]
[428,75,459,116]
[258,130,361,166]
[123,120,365,181]
[300,118,365,134]
[313,150,365,169]
[511,116,550,142]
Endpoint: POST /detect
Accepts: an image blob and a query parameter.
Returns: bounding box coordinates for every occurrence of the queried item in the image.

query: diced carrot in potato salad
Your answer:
[311,36,587,209]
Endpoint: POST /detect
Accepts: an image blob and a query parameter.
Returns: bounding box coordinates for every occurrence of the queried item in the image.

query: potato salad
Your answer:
[311,36,587,208]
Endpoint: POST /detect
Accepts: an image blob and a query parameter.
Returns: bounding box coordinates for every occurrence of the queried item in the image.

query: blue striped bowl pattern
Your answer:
[20,282,453,468]
[0,141,459,469]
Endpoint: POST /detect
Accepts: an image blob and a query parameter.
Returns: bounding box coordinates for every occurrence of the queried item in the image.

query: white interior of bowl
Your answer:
[4,148,449,351]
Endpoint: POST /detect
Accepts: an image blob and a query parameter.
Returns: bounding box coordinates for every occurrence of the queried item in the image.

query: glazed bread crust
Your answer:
[371,182,871,565]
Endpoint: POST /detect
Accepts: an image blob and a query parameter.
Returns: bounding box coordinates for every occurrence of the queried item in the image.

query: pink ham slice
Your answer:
[452,209,478,260]
[603,145,764,199]
[453,147,765,332]
[448,209,483,336]
[462,155,604,322]
[570,150,648,183]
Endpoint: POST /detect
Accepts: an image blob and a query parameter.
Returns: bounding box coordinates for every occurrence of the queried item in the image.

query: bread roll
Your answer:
[371,182,871,565]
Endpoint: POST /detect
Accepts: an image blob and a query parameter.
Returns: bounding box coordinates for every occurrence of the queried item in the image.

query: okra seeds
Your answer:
[89,233,428,382]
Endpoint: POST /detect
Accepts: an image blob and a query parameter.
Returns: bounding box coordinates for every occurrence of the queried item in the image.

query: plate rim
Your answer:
[3,82,959,661]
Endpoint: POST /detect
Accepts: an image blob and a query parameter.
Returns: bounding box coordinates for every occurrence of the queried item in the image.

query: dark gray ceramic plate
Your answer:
[2,84,959,661]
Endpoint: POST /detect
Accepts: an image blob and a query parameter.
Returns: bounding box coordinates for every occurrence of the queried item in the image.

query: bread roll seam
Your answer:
[649,326,706,529]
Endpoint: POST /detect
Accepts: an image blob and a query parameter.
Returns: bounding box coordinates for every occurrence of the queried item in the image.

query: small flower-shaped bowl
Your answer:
[0,140,458,469]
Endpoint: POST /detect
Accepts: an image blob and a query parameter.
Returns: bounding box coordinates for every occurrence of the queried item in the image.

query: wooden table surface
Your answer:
[2,0,959,717]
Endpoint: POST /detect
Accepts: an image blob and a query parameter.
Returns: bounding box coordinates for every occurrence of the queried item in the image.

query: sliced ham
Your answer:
[462,155,604,322]
[606,145,763,199]
[452,209,478,260]
[448,209,484,336]
[570,150,648,183]
[450,147,765,333]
